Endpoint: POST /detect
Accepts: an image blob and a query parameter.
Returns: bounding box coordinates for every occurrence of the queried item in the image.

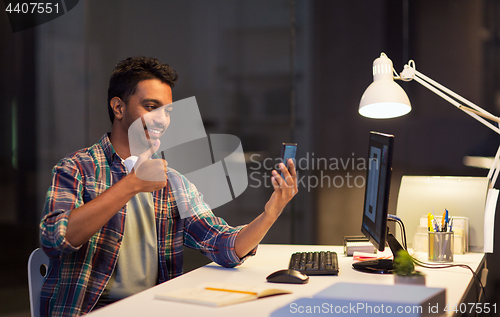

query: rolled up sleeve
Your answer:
[184,215,257,268]
[214,224,257,266]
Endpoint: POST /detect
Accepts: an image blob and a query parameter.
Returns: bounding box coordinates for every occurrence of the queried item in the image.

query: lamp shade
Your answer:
[359,53,411,119]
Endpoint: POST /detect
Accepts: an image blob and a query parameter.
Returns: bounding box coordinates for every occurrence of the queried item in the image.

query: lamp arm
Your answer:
[399,62,500,188]
[457,105,500,123]
[412,73,500,135]
[400,65,500,135]
[414,69,498,119]
[489,145,500,187]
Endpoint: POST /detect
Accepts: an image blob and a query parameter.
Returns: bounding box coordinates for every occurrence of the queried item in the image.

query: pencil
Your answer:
[205,287,258,296]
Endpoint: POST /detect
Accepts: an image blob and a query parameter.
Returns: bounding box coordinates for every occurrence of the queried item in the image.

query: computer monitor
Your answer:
[353,131,404,274]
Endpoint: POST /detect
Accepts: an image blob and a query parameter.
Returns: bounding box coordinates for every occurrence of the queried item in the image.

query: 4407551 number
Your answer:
[444,302,496,314]
[5,2,59,14]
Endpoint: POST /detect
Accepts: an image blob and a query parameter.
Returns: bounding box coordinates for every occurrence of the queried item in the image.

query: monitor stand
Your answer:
[352,227,404,274]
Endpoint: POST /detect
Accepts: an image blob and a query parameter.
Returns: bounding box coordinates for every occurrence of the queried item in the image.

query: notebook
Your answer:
[155,282,292,307]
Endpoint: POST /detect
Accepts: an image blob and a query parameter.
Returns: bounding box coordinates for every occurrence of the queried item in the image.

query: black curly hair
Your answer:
[107,56,178,123]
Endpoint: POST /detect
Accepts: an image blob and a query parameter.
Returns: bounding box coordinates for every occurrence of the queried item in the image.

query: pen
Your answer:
[428,213,434,257]
[427,213,433,232]
[442,210,447,232]
[431,216,439,233]
[448,218,454,232]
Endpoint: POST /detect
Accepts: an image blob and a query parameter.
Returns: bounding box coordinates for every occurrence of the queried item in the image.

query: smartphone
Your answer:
[280,143,297,179]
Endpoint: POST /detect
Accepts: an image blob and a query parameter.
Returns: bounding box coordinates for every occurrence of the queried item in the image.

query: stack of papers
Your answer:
[352,249,393,261]
[345,241,376,256]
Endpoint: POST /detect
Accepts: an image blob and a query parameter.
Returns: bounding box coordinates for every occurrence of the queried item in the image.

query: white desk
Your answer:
[87,244,485,317]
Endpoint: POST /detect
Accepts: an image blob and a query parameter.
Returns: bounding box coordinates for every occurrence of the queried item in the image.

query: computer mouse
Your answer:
[266,269,309,284]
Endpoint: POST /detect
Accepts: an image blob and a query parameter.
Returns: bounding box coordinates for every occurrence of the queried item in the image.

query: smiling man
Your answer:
[39,56,298,316]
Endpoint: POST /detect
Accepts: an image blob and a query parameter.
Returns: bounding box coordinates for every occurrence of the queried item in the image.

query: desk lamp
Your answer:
[359,53,500,188]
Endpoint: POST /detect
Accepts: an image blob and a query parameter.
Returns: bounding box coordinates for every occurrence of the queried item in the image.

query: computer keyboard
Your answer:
[288,251,339,275]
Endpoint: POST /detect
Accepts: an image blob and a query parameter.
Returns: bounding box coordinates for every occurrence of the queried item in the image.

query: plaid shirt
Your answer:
[40,133,255,316]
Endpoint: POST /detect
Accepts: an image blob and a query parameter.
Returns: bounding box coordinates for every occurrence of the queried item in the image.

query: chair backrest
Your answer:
[28,248,49,317]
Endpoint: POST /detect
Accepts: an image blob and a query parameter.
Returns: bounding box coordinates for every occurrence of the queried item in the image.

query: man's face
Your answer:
[122,79,173,150]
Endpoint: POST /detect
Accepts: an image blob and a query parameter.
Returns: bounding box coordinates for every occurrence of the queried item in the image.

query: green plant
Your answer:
[393,249,423,276]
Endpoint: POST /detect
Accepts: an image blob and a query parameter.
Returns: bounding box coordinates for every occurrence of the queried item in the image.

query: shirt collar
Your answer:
[100,132,162,166]
[99,133,122,166]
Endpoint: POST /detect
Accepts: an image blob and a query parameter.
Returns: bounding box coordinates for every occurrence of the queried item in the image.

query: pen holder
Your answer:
[428,231,454,262]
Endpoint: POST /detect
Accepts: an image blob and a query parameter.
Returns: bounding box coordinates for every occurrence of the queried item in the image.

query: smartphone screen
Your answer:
[280,143,297,179]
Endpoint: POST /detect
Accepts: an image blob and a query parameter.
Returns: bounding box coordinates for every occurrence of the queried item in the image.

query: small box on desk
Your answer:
[343,236,376,256]
[271,283,446,317]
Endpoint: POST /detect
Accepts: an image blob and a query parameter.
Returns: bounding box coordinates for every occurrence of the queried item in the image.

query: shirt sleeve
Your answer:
[40,159,83,258]
[182,180,257,268]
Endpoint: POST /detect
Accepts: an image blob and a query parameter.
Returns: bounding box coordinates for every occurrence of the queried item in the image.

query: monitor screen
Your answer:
[360,131,394,252]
